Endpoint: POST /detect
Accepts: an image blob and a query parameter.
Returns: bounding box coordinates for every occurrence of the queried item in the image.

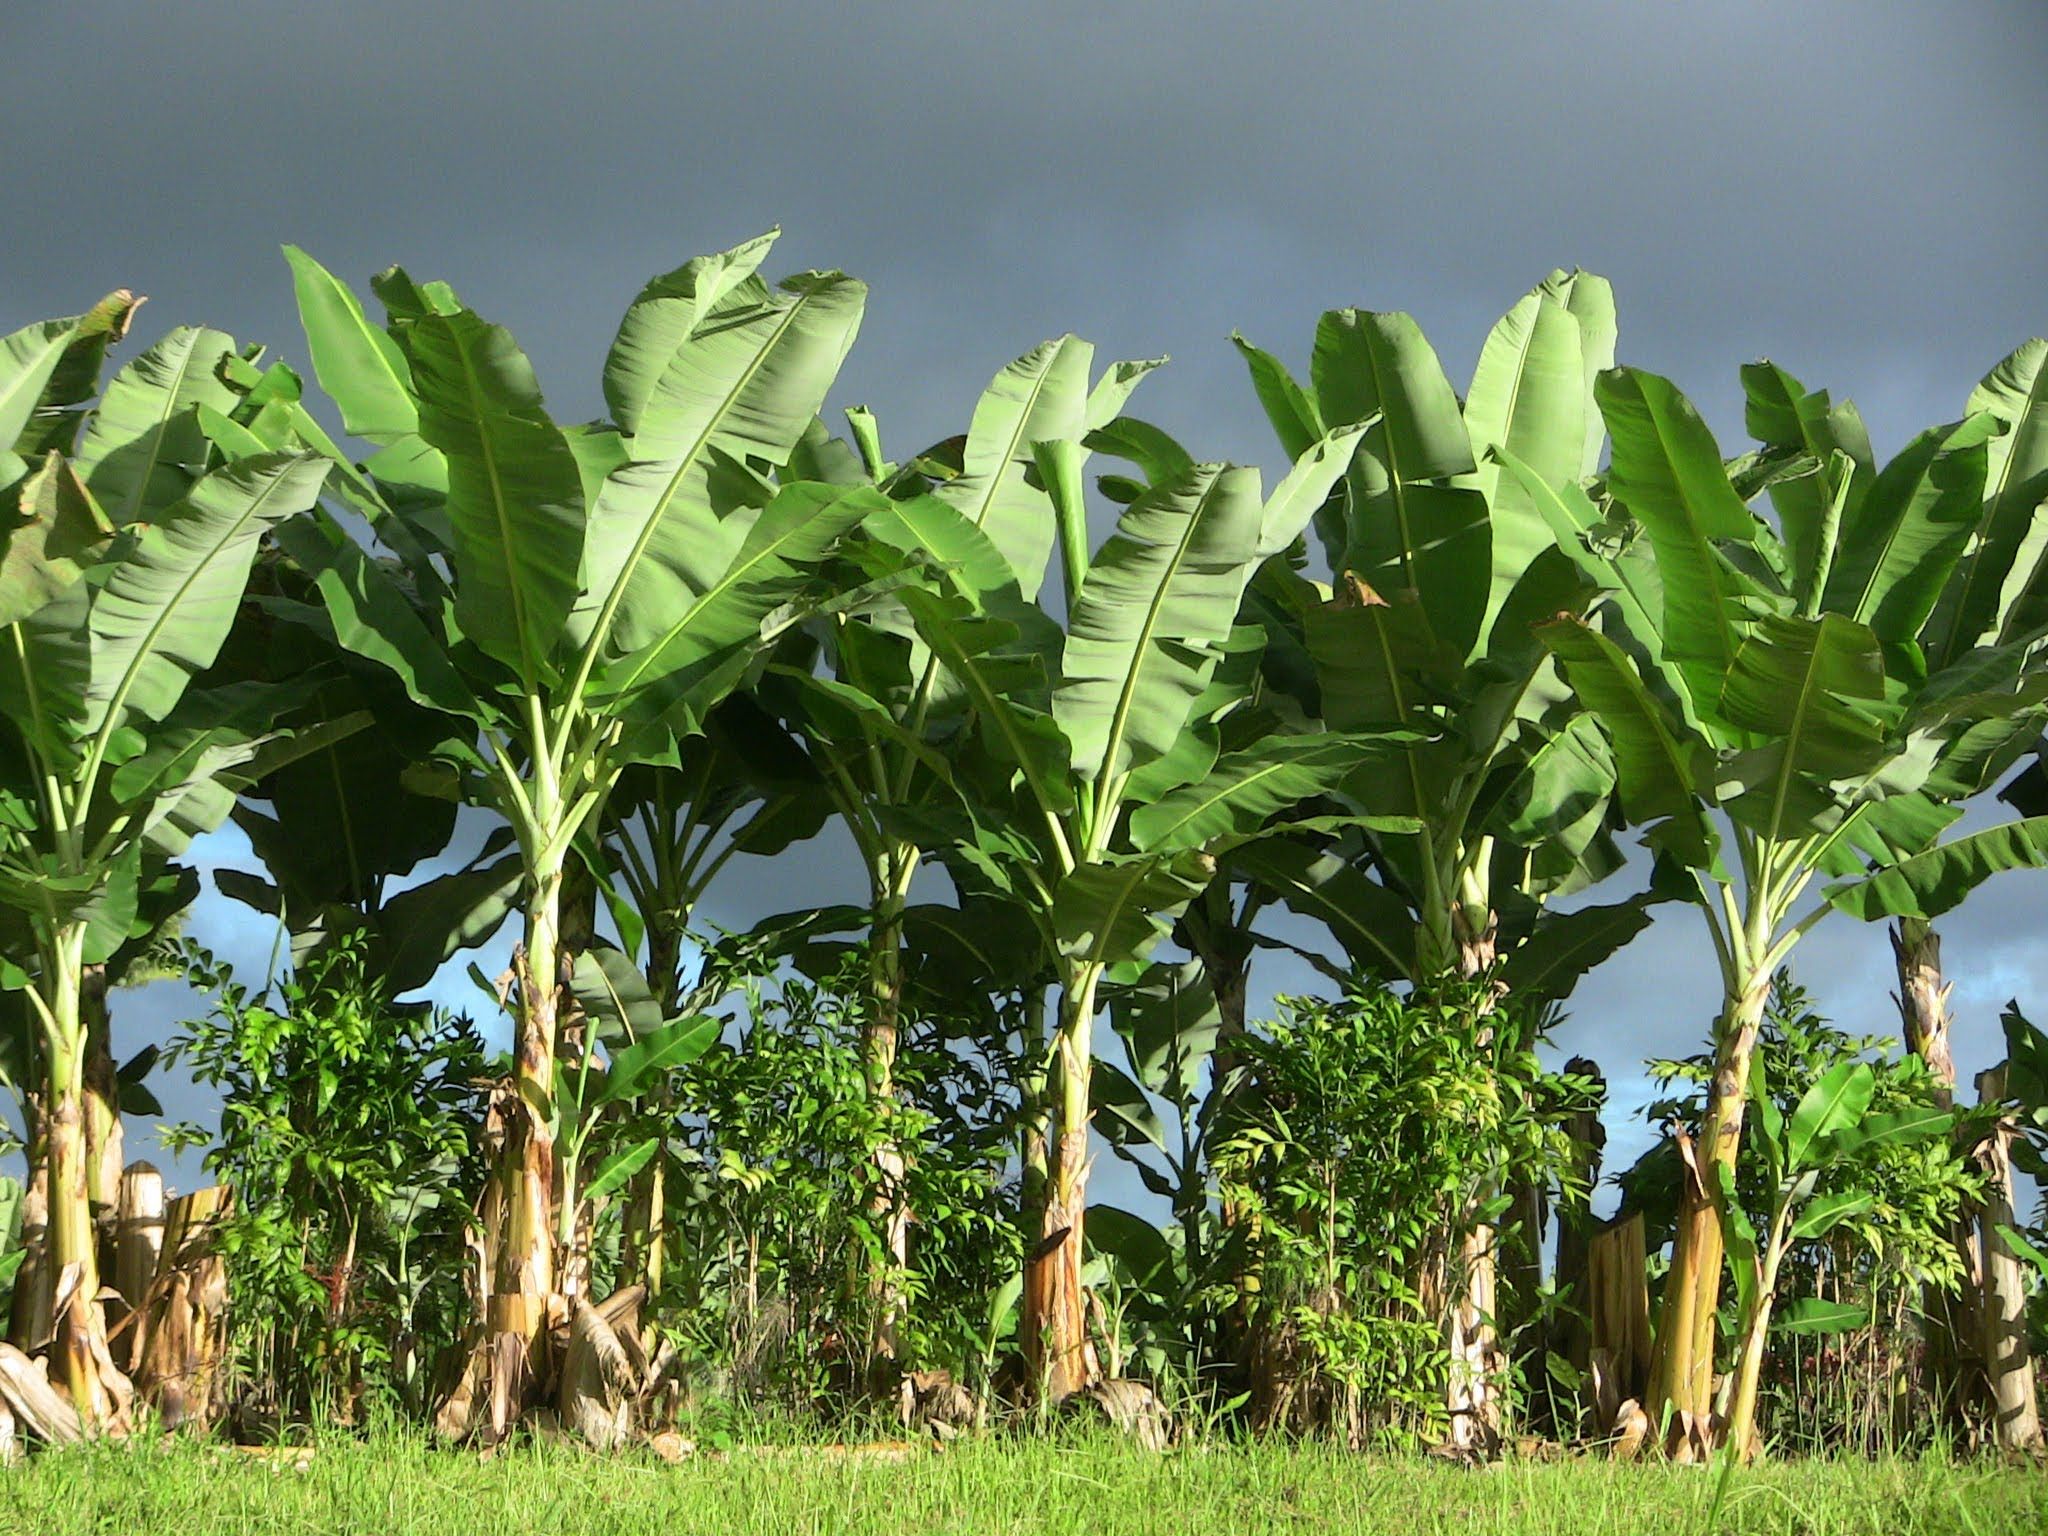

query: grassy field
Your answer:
[1,1431,2042,1536]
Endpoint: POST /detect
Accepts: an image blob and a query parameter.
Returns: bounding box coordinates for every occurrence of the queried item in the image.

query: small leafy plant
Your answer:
[1213,982,1586,1445]
[164,938,486,1421]
[1715,1051,1960,1454]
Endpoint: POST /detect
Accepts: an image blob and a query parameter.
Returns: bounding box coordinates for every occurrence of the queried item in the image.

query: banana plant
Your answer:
[1225,272,1647,1446]
[1876,336,2048,1074]
[0,305,353,1423]
[1515,353,2048,1431]
[1714,1059,1955,1458]
[1760,340,2048,1415]
[737,336,1158,1353]
[1229,272,1642,995]
[279,231,874,1429]
[890,412,1368,1400]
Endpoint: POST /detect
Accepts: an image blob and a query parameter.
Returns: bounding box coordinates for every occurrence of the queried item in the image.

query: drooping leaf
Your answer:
[1128,732,1383,854]
[572,945,664,1041]
[1497,897,1656,1004]
[1090,1059,1167,1153]
[272,511,481,719]
[1535,615,1713,861]
[600,1014,720,1105]
[1493,446,1675,685]
[375,854,523,994]
[1229,838,1415,980]
[582,1137,660,1207]
[1789,1189,1875,1242]
[1086,1204,1176,1291]
[1773,1297,1871,1335]
[1051,857,1205,969]
[1824,816,2048,921]
[1829,1106,1959,1158]
[1108,956,1220,1102]
[899,587,1072,818]
[0,453,114,627]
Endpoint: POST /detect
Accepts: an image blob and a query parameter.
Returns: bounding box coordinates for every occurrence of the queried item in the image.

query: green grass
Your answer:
[2,1430,2041,1535]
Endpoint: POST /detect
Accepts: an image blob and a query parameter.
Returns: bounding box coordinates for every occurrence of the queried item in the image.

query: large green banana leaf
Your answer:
[283,244,419,441]
[1312,310,1489,658]
[1825,816,2048,921]
[935,335,1092,600]
[1823,413,1997,639]
[74,326,241,528]
[1947,340,2048,652]
[1464,271,1614,645]
[393,309,586,691]
[1056,429,1359,783]
[1596,367,1765,705]
[576,250,865,658]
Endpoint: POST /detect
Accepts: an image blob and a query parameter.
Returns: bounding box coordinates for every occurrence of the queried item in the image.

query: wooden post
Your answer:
[132,1185,233,1431]
[1974,1066,2043,1454]
[1586,1213,1651,1428]
[110,1163,165,1334]
[1893,919,1982,1422]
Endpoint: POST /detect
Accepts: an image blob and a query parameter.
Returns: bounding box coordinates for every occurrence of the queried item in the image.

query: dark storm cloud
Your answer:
[6,0,2047,1186]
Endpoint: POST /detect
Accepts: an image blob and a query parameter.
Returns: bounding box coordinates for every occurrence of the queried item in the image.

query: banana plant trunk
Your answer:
[1974,1064,2044,1453]
[1017,982,1051,1295]
[865,873,912,1366]
[622,924,683,1305]
[1891,918,1980,1425]
[487,858,565,1408]
[1446,891,1502,1451]
[1024,964,1103,1403]
[1724,1272,1779,1463]
[1649,965,1773,1428]
[39,924,126,1426]
[81,964,123,1227]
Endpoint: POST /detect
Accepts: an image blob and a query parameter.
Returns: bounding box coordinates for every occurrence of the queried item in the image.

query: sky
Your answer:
[3,1,2047,1206]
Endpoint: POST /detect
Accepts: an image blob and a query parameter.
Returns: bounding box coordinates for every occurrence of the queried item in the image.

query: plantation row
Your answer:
[0,236,2044,1462]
